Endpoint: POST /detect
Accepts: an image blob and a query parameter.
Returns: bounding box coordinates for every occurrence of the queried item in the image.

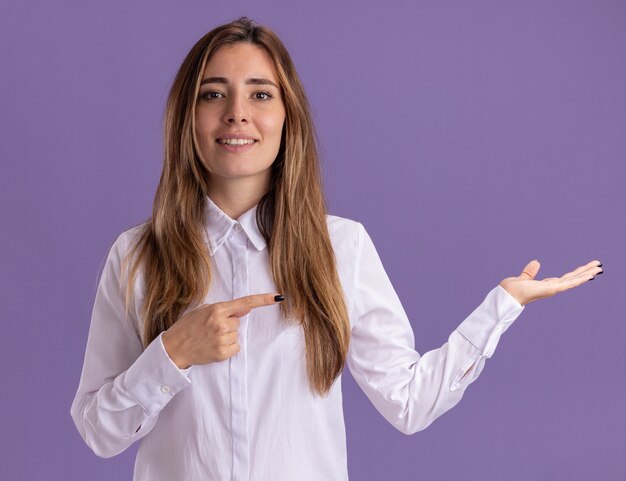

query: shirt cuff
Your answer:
[117,332,192,415]
[455,284,525,358]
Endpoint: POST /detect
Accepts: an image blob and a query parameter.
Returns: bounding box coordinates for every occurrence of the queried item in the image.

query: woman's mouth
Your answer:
[216,139,257,153]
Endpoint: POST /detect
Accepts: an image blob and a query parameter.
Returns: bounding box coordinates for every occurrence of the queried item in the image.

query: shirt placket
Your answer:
[229,223,250,481]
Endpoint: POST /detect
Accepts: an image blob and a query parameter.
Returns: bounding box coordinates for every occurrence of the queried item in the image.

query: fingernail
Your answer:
[598,263,603,267]
[596,270,604,275]
[274,295,285,302]
[589,277,595,281]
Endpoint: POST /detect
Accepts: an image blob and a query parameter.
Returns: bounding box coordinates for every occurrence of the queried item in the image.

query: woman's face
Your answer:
[194,42,286,187]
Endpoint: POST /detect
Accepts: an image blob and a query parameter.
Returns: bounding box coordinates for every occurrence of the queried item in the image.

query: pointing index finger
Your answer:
[222,293,284,316]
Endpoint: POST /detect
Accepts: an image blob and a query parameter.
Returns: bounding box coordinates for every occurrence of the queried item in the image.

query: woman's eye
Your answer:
[200,91,222,100]
[255,91,273,100]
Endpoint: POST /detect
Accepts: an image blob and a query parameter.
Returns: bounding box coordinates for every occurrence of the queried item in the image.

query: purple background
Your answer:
[2,0,624,479]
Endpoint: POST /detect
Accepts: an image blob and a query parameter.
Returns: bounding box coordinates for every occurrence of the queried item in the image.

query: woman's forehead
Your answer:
[202,43,279,82]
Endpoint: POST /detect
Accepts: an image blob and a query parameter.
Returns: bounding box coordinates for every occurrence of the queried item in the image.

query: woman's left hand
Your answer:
[499,259,603,307]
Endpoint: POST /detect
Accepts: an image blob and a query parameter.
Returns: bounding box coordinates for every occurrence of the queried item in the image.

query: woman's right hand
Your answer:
[161,293,284,369]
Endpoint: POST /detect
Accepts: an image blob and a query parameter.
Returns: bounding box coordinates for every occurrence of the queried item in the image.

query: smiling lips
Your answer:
[215,132,258,152]
[216,138,257,152]
[217,138,256,145]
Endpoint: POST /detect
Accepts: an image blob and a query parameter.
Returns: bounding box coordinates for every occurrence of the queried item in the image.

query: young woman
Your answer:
[70,16,603,481]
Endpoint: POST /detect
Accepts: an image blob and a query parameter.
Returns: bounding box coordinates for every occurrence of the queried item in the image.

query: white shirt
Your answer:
[70,195,525,481]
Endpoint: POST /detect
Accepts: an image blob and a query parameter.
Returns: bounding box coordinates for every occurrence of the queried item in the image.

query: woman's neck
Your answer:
[207,175,269,220]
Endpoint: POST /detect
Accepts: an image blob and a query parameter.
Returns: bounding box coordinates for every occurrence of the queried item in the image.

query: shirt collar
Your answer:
[205,195,267,256]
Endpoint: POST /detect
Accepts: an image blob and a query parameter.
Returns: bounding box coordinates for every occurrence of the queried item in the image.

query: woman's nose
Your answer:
[222,93,248,124]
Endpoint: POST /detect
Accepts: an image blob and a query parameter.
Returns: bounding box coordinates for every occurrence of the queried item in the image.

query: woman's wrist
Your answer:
[499,280,526,306]
[162,330,190,369]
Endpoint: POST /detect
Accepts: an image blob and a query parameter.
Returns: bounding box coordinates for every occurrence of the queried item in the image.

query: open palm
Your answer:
[499,259,603,307]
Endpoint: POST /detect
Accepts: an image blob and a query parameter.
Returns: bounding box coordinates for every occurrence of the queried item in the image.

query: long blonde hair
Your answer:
[122,16,350,397]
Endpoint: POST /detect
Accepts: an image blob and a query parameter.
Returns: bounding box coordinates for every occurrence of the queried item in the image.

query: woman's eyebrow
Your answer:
[200,76,279,89]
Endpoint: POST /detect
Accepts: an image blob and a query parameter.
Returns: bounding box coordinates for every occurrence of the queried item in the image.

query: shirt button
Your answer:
[234,224,243,232]
[161,385,170,394]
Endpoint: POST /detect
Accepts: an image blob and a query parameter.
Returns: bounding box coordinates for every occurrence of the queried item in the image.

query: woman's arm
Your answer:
[346,223,525,435]
[70,233,192,458]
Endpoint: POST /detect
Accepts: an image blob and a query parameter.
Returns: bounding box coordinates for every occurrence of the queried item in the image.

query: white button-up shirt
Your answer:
[70,195,525,481]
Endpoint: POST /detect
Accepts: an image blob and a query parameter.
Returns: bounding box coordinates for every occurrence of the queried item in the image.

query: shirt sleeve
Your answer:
[346,222,525,435]
[70,232,193,458]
